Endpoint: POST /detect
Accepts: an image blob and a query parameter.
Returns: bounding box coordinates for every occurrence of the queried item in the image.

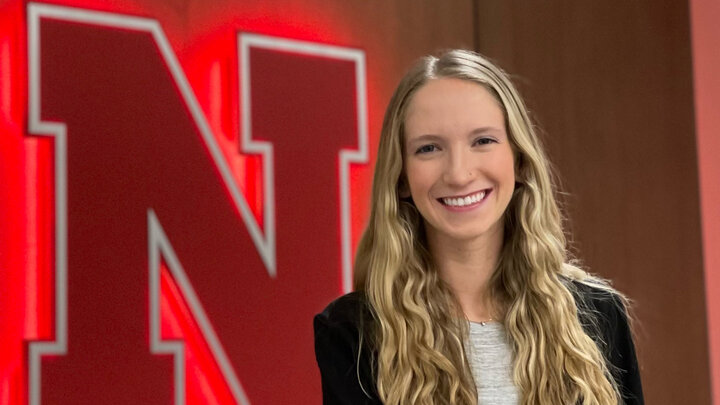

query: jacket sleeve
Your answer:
[597,293,645,405]
[314,310,382,405]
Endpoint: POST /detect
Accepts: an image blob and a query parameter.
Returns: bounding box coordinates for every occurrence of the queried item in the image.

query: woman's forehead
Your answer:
[404,78,505,139]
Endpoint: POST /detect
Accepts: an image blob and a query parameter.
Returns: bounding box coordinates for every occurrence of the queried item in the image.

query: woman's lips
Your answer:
[437,189,491,208]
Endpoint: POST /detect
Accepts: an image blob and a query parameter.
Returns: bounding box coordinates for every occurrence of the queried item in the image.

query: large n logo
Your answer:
[26,3,368,404]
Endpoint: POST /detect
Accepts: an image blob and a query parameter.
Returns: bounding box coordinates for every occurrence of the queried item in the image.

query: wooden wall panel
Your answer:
[475,2,710,404]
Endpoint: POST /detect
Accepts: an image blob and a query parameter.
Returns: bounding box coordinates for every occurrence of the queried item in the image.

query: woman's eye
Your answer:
[474,137,497,146]
[415,144,438,154]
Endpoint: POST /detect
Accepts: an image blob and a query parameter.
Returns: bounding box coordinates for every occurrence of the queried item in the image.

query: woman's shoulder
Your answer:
[564,277,644,404]
[314,291,376,347]
[564,276,628,326]
[315,291,372,327]
[313,292,381,403]
[563,274,633,352]
[568,278,624,309]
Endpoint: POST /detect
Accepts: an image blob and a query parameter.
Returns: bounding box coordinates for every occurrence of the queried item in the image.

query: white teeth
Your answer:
[442,191,486,207]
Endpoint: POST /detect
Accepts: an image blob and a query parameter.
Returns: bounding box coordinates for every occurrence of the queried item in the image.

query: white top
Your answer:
[466,321,521,404]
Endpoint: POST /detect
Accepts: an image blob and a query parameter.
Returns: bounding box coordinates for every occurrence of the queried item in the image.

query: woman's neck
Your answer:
[426,223,504,323]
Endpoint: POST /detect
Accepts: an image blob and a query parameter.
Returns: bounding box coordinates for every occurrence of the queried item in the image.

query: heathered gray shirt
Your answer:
[466,321,521,404]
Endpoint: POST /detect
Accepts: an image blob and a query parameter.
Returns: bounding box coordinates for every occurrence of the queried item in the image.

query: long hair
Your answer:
[353,50,622,405]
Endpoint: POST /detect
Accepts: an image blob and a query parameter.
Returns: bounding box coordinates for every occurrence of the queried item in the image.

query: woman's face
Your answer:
[403,78,516,244]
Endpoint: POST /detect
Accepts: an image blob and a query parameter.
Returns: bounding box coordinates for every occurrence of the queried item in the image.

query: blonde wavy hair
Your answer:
[353,50,624,405]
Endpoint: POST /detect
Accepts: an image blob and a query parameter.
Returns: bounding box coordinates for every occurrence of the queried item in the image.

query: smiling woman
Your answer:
[314,50,644,405]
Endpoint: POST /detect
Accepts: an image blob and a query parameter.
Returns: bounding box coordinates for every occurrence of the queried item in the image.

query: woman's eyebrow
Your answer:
[469,126,504,136]
[406,133,444,144]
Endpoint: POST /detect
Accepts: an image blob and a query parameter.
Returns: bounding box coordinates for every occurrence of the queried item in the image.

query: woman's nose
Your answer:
[443,149,474,186]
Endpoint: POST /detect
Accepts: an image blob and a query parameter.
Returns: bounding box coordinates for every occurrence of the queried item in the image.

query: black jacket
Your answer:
[314,282,644,404]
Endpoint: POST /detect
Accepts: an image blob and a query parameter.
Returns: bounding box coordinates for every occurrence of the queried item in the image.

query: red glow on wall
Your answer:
[1,40,10,122]
[1,2,40,404]
[0,3,58,400]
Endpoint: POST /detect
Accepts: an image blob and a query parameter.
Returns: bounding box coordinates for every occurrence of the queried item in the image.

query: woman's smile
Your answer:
[437,188,492,211]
